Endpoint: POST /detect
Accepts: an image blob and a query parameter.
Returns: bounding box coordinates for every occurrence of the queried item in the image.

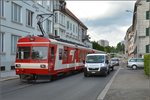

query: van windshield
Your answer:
[86,55,104,63]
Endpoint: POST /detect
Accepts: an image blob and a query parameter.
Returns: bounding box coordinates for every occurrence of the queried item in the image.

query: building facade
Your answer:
[124,26,135,58]
[0,0,54,72]
[53,0,92,48]
[98,39,109,47]
[0,0,91,72]
[125,0,150,58]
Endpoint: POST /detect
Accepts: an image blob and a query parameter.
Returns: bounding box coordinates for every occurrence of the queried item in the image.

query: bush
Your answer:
[144,54,150,76]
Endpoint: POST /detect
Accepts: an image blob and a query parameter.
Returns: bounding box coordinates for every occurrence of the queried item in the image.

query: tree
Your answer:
[116,42,125,54]
[92,41,104,51]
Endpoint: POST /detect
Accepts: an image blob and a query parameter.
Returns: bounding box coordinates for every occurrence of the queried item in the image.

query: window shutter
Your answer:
[146,45,150,53]
[146,28,149,36]
[147,0,150,2]
[146,11,150,19]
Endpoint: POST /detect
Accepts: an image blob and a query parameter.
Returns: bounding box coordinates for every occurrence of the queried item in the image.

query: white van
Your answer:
[84,53,110,77]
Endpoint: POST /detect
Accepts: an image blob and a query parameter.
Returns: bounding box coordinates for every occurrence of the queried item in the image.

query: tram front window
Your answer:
[31,47,48,60]
[17,47,30,59]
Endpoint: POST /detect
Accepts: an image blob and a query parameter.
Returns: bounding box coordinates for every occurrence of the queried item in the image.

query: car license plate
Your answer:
[91,72,96,74]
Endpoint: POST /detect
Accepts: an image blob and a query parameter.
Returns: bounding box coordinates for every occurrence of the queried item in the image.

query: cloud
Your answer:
[88,25,129,46]
[66,1,136,46]
[66,1,112,20]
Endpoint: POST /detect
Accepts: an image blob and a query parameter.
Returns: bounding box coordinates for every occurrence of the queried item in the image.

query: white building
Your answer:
[0,0,54,72]
[53,0,92,48]
[98,40,109,47]
[0,0,92,72]
[131,0,150,57]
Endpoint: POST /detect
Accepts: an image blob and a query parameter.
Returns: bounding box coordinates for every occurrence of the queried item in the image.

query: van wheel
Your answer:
[107,69,110,74]
[132,65,137,70]
[111,67,114,71]
[104,71,108,76]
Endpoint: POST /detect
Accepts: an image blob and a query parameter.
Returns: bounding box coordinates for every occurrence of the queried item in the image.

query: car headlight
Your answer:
[101,63,105,67]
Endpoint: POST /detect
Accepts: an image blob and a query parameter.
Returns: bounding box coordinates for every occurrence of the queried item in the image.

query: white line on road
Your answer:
[97,67,121,100]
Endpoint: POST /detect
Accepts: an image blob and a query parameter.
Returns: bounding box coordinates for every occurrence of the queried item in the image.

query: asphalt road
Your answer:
[1,67,118,100]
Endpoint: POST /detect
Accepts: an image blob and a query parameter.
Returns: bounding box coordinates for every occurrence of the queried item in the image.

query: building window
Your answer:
[67,21,69,30]
[0,66,5,71]
[60,13,63,25]
[63,15,65,26]
[76,26,78,33]
[73,24,75,33]
[146,28,150,36]
[11,2,21,23]
[0,33,4,53]
[46,19,52,34]
[0,0,4,17]
[55,30,58,36]
[26,9,33,27]
[54,13,58,23]
[146,11,150,20]
[70,23,72,31]
[11,35,20,54]
[146,45,150,53]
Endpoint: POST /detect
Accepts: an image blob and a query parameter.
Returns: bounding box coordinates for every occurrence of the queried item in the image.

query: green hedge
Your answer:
[144,54,150,76]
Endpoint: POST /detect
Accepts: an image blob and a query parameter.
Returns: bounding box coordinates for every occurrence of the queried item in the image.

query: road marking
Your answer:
[97,67,121,100]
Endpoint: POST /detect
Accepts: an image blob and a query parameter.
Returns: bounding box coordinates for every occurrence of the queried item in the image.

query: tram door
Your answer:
[49,45,56,71]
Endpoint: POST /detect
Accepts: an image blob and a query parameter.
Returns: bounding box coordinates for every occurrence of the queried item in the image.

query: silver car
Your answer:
[110,58,119,66]
[127,58,144,70]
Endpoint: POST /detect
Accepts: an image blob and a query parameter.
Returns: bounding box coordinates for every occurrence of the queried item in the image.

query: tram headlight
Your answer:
[40,64,46,68]
[84,64,88,67]
[16,64,21,68]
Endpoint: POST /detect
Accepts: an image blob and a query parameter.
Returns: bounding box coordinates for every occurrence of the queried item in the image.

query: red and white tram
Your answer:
[15,35,104,81]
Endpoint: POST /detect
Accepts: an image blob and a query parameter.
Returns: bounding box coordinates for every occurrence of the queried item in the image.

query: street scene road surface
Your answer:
[1,68,117,100]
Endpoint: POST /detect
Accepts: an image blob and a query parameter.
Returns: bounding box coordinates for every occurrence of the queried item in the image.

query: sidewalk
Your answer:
[103,67,150,100]
[0,70,19,81]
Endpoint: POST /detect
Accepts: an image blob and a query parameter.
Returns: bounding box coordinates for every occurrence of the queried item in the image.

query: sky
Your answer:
[66,1,136,47]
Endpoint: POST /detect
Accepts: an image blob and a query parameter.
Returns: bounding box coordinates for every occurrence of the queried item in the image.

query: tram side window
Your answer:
[50,47,55,59]
[63,49,68,60]
[59,48,63,60]
[17,47,30,59]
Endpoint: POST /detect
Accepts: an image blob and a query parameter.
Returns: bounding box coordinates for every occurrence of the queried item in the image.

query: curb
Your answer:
[0,76,19,82]
[97,67,121,100]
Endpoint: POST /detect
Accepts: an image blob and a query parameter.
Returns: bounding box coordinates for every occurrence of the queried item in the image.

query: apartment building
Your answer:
[125,0,150,58]
[53,0,92,47]
[98,39,109,47]
[0,0,54,72]
[0,0,91,72]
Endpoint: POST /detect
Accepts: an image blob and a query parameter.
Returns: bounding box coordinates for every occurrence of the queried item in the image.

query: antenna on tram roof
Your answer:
[36,13,53,38]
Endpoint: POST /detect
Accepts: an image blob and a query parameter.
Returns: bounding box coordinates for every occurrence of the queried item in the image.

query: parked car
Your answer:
[110,58,119,70]
[127,58,144,70]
